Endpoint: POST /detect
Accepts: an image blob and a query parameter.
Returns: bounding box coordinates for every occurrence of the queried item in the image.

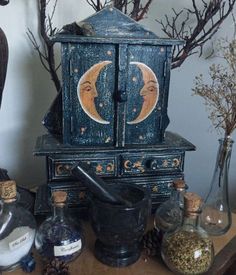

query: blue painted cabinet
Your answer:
[34,7,195,216]
[59,39,174,146]
[52,7,179,146]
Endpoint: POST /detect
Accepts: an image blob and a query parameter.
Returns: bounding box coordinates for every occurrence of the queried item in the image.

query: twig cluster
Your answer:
[86,0,153,21]
[157,0,236,69]
[192,38,236,138]
[27,0,61,92]
[28,0,235,93]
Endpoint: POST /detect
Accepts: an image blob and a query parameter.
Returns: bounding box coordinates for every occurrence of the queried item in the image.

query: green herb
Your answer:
[162,230,213,275]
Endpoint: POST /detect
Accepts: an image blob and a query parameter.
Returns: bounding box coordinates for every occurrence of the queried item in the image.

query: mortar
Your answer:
[89,183,151,267]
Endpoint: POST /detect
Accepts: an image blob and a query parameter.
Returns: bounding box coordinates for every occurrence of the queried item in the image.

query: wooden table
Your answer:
[4,213,236,275]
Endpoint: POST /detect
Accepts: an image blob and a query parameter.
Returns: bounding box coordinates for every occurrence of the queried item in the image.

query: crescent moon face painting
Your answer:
[77,61,112,125]
[127,62,159,125]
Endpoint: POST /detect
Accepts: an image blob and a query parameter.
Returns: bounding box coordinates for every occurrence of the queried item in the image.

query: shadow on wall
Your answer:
[11,49,56,188]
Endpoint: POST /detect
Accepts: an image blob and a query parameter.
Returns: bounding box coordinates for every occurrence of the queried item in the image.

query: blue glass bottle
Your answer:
[35,191,83,262]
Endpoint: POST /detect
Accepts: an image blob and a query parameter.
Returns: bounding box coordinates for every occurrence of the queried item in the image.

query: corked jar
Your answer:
[35,190,84,262]
[154,179,186,234]
[0,180,36,272]
[161,192,214,275]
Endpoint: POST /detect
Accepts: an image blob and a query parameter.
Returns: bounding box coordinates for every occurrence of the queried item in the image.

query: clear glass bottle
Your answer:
[0,180,36,272]
[201,137,233,235]
[35,190,84,262]
[154,179,185,233]
[161,192,214,275]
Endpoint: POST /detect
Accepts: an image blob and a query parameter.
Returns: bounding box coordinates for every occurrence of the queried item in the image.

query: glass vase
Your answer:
[201,137,234,235]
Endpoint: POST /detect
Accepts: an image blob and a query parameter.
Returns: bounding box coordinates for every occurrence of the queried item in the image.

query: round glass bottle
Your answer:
[35,191,84,262]
[0,180,36,272]
[154,179,185,233]
[161,192,214,275]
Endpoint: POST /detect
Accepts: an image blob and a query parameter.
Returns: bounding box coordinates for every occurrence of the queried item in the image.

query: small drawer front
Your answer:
[105,175,182,199]
[50,184,89,207]
[48,156,116,181]
[120,153,184,175]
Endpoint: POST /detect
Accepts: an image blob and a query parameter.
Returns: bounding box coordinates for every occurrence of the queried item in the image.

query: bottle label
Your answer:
[54,240,82,256]
[9,232,30,251]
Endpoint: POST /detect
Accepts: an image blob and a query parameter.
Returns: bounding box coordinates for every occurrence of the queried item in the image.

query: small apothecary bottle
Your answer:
[154,179,185,233]
[0,180,36,272]
[35,191,83,262]
[161,192,214,275]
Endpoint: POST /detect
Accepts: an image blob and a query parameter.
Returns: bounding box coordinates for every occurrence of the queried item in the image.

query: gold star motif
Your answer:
[96,164,103,173]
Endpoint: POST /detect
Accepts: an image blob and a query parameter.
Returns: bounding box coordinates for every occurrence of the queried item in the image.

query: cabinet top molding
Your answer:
[53,6,182,45]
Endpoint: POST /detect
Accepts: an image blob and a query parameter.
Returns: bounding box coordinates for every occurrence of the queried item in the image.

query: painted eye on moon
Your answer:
[77,61,112,125]
[127,62,159,125]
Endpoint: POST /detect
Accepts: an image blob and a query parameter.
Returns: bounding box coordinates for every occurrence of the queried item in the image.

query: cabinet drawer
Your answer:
[120,153,184,176]
[105,175,182,199]
[48,156,117,181]
[49,184,89,207]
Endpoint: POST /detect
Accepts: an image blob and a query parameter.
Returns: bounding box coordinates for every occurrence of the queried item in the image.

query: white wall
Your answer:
[0,1,235,206]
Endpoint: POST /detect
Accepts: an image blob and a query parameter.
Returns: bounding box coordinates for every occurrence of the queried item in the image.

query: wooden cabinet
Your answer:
[53,8,178,146]
[35,7,195,216]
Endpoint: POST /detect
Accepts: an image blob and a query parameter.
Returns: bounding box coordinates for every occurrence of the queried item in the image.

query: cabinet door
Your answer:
[124,45,169,145]
[67,43,116,146]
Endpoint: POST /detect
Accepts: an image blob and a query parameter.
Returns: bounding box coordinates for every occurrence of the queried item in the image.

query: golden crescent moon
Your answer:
[77,61,111,124]
[127,62,159,125]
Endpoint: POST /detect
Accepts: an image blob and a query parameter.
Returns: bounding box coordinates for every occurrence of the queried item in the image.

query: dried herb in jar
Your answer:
[161,192,214,275]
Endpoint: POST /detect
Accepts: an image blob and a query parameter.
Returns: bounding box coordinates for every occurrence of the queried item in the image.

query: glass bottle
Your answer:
[154,179,185,233]
[35,190,84,262]
[161,192,214,275]
[201,137,233,235]
[0,180,36,272]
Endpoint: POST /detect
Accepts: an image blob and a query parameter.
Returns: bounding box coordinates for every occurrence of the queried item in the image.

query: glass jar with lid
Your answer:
[161,192,214,275]
[0,180,36,272]
[154,179,186,234]
[35,190,84,262]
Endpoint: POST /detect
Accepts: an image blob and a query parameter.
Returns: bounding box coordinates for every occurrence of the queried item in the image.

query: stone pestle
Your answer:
[71,163,133,207]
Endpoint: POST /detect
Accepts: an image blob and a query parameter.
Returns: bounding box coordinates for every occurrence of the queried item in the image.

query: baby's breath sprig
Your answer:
[192,38,236,138]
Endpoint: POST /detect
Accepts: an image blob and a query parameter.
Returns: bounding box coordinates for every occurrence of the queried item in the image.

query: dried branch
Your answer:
[27,0,61,92]
[87,0,153,21]
[29,0,236,93]
[157,0,236,69]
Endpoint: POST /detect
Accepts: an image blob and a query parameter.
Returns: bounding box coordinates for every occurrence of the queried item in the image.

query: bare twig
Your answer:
[27,0,61,92]
[157,0,236,69]
[87,0,153,21]
[29,0,236,93]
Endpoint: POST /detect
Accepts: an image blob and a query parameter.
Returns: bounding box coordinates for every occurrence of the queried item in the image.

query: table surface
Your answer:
[4,213,236,275]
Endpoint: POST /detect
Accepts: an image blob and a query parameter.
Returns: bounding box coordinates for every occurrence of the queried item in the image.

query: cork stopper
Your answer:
[173,179,185,190]
[52,191,67,205]
[184,192,202,214]
[1,180,17,202]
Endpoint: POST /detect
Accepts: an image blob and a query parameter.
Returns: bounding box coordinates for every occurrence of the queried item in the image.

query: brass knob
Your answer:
[150,160,158,170]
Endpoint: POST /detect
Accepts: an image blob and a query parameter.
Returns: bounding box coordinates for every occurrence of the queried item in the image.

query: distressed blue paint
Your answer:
[35,8,195,215]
